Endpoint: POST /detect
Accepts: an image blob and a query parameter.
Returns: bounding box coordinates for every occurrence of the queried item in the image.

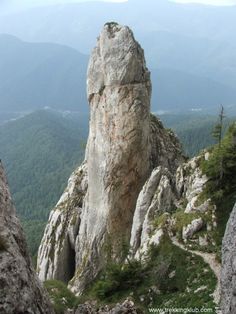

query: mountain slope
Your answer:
[152,68,236,113]
[0,34,235,115]
[0,34,88,112]
[0,109,88,221]
[0,110,88,255]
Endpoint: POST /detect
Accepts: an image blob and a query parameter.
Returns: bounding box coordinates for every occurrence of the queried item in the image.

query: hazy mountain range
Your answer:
[0,34,235,115]
[0,0,235,114]
[0,34,88,112]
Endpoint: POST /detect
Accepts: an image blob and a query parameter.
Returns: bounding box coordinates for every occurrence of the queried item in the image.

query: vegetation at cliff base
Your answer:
[84,236,216,310]
[44,280,80,314]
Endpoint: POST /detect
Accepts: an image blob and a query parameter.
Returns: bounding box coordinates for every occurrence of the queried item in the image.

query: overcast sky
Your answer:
[1,0,236,12]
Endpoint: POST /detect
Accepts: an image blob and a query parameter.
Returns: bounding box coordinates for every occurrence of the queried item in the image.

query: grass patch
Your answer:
[171,210,201,239]
[151,237,216,309]
[153,213,170,229]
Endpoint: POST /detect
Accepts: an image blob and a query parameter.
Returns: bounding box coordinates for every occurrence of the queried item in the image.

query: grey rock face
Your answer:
[37,23,185,295]
[87,22,150,96]
[182,218,204,240]
[0,162,54,314]
[68,299,143,314]
[73,23,152,293]
[221,203,236,314]
[150,114,184,172]
[130,166,175,257]
[130,153,216,254]
[37,163,87,282]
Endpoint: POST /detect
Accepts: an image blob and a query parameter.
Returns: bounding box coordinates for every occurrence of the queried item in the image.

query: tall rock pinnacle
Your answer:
[37,23,184,295]
[74,22,152,291]
[0,162,54,313]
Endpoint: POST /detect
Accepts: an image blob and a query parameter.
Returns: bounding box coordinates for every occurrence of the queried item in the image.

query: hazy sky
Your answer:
[172,0,236,5]
[1,0,236,5]
[1,0,236,12]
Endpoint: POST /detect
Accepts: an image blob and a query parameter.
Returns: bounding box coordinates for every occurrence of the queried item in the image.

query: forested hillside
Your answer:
[0,110,88,256]
[0,34,88,112]
[0,110,233,257]
[0,34,235,116]
[161,114,232,156]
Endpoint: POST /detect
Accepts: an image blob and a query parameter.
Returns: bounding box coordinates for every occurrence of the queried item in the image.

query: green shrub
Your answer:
[84,235,216,309]
[147,236,216,308]
[172,210,200,239]
[90,260,143,301]
[44,280,79,314]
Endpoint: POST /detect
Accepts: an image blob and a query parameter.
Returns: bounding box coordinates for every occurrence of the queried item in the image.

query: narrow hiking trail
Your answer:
[171,236,221,305]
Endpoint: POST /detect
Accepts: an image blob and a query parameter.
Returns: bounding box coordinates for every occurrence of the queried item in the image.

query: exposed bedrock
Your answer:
[37,23,184,295]
[221,202,236,314]
[0,162,54,314]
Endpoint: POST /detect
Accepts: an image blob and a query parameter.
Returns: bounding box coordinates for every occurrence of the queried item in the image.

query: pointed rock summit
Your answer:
[37,23,184,294]
[87,22,151,95]
[0,162,54,314]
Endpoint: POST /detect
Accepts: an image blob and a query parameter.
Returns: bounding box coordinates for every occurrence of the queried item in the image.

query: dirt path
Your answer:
[171,236,221,305]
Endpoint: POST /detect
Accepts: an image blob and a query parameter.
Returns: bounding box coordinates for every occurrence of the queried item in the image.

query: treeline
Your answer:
[161,113,233,157]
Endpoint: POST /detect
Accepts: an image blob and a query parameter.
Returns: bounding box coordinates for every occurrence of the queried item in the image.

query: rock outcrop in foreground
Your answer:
[0,162,54,314]
[221,202,236,314]
[37,23,184,294]
[68,299,141,314]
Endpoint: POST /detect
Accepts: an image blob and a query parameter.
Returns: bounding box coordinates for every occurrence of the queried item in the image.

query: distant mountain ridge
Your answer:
[0,34,88,112]
[0,0,235,91]
[0,34,235,114]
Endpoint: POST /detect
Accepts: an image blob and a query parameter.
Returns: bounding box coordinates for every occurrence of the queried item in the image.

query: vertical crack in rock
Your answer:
[0,162,54,314]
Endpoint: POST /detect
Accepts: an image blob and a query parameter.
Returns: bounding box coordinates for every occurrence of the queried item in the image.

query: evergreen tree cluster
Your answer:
[202,122,236,200]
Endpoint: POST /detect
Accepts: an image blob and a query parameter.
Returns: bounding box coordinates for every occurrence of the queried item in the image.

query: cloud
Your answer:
[171,0,236,6]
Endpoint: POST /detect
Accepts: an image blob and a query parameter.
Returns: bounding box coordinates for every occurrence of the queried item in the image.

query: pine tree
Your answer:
[212,105,225,147]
